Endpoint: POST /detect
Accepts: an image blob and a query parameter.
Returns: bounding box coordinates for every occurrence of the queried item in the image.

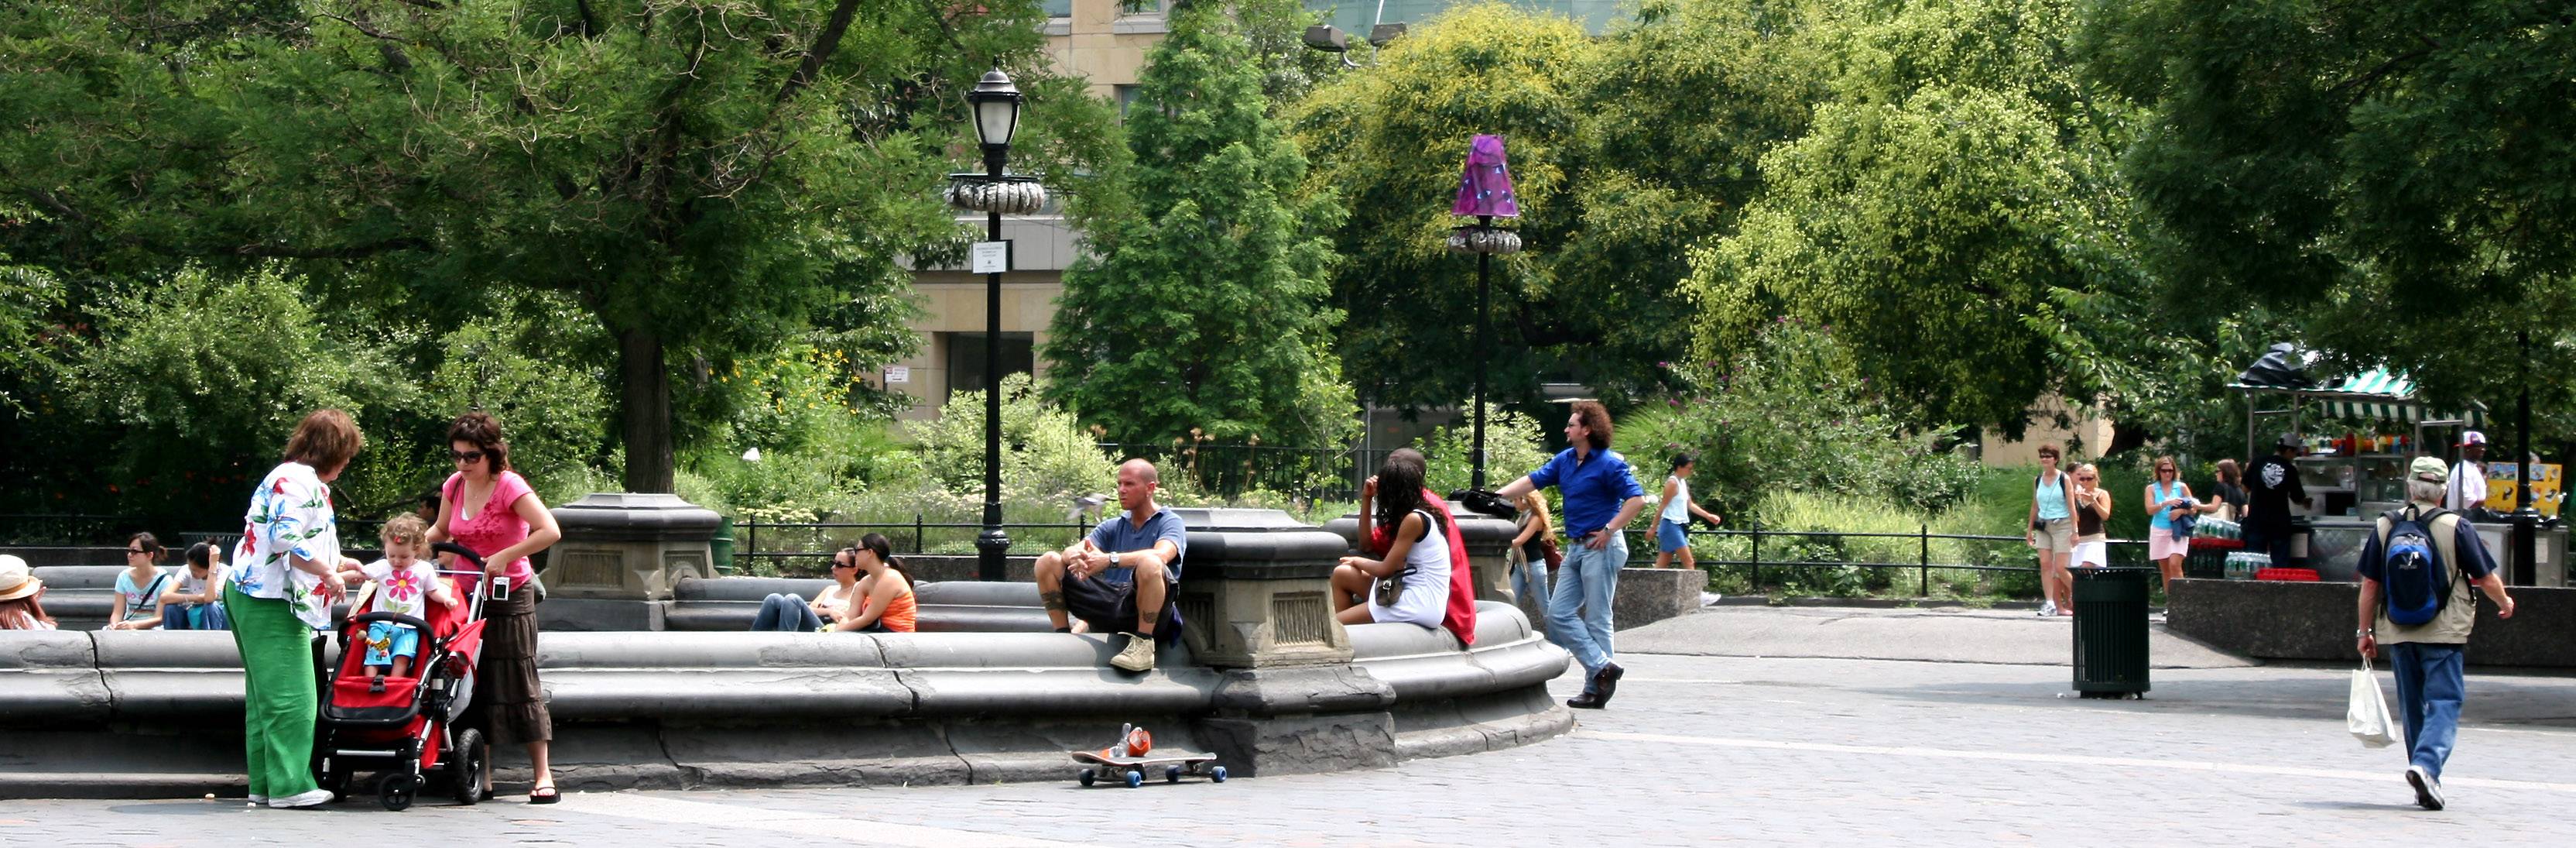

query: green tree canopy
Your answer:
[1043,5,1354,447]
[1291,4,1592,411]
[1684,0,2149,437]
[2085,0,2576,415]
[2,1,1117,493]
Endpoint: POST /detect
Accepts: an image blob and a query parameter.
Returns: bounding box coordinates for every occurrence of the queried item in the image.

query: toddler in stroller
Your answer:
[313,535,497,811]
[337,517,457,686]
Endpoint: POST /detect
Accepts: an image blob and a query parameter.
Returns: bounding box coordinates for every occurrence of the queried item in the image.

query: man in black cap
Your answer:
[2243,434,2309,565]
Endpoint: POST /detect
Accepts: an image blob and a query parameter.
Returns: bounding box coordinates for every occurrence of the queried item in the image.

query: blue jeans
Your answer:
[2389,642,2467,780]
[752,593,824,632]
[1509,548,1550,616]
[1548,533,1625,689]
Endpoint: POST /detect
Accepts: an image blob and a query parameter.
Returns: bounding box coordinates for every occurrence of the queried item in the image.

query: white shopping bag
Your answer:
[2348,657,2397,748]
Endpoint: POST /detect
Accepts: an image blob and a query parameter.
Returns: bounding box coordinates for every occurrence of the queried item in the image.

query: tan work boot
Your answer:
[1110,632,1156,672]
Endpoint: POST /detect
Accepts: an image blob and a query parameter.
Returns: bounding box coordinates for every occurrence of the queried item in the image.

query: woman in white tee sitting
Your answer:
[1329,449,1451,629]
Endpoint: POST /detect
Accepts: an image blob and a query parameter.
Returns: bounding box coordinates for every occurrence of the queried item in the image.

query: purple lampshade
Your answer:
[1450,134,1519,218]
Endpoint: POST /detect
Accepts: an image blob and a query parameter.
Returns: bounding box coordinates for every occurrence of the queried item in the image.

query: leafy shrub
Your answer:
[43,266,422,525]
[1619,321,1978,526]
[1417,403,1555,496]
[912,373,1118,510]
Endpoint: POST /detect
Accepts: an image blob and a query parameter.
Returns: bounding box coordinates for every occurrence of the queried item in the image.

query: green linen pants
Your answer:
[223,583,320,798]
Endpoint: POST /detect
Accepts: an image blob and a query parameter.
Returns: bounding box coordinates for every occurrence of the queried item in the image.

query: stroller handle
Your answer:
[430,541,487,568]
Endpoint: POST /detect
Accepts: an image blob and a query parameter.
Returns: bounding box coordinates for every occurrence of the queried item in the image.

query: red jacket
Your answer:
[1366,488,1478,646]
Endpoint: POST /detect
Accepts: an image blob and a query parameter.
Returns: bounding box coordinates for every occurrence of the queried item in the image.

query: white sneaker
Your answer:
[2038,600,2059,617]
[1701,592,1725,606]
[2407,765,2444,810]
[268,788,334,809]
[1110,633,1156,672]
[245,793,266,807]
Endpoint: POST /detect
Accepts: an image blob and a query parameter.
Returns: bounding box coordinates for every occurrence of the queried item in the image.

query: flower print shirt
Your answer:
[361,559,442,619]
[231,461,341,629]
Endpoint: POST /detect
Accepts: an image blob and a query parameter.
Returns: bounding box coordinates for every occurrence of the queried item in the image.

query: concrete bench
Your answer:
[1,599,1570,797]
[664,578,1054,632]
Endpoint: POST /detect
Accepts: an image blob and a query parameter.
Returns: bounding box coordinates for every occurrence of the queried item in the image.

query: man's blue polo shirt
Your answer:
[1087,506,1188,583]
[1526,447,1646,539]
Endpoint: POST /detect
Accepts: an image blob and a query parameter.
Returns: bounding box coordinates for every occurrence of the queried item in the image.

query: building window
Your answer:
[1115,84,1141,118]
[945,332,1035,396]
[1044,0,1073,16]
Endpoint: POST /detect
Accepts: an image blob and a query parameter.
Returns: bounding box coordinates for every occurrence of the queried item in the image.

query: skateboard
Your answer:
[1070,749,1226,788]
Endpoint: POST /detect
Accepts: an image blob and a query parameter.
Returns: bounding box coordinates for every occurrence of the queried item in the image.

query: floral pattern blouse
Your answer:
[231,461,340,629]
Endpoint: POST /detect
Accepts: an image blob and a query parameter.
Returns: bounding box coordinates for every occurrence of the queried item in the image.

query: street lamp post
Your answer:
[1448,135,1521,490]
[2512,329,2538,584]
[967,69,1023,582]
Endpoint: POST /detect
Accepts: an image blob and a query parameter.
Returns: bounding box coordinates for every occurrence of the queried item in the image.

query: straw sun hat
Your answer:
[0,554,41,602]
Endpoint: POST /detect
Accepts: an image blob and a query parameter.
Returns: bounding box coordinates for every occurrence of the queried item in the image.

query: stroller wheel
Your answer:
[449,728,487,806]
[378,772,420,812]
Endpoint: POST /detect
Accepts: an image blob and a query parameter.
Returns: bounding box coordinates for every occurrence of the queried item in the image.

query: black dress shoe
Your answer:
[1567,692,1605,709]
[1591,662,1625,706]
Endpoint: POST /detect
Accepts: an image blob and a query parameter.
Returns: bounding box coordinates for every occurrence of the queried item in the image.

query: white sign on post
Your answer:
[884,366,909,384]
[971,240,1010,274]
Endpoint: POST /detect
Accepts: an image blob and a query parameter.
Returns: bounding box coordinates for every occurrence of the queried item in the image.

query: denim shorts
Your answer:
[1656,519,1690,552]
[362,620,421,668]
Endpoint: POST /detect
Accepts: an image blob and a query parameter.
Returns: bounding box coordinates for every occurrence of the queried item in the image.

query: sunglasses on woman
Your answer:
[451,449,487,463]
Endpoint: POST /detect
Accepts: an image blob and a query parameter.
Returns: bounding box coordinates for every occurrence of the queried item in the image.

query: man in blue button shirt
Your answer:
[1495,400,1648,709]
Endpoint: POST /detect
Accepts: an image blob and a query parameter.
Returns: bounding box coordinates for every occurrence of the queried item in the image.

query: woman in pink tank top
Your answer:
[427,411,564,803]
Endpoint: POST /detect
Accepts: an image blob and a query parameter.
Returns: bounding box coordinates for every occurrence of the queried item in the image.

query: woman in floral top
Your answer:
[221,408,362,809]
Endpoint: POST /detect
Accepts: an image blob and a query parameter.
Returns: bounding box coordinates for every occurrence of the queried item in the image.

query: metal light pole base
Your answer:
[976,527,1013,582]
[2511,509,2540,585]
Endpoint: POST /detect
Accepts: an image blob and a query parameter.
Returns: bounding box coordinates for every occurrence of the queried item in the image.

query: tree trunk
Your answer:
[618,326,677,493]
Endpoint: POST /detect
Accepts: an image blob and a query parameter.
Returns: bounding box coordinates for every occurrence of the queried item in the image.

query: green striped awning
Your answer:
[2310,367,2485,426]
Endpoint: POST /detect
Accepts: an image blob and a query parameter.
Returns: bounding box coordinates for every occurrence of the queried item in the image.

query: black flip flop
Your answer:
[529,786,560,805]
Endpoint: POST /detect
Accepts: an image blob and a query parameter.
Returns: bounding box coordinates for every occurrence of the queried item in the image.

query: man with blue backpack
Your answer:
[2354,456,2518,811]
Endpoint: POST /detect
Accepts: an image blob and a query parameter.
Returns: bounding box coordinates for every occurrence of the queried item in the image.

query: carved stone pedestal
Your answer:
[1168,507,1355,668]
[543,493,724,631]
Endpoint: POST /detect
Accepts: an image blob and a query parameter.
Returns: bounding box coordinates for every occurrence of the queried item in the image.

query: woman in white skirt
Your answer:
[1330,448,1451,629]
[2069,463,2114,571]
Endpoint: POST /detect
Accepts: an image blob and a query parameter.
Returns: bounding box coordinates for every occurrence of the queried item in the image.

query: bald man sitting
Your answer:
[1036,459,1187,672]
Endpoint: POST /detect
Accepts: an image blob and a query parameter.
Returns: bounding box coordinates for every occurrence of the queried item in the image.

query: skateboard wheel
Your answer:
[1210,765,1228,783]
[1123,769,1143,789]
[1165,765,1183,784]
[1078,768,1095,787]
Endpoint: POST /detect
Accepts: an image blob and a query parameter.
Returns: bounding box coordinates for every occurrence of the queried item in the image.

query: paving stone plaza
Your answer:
[12,607,2576,846]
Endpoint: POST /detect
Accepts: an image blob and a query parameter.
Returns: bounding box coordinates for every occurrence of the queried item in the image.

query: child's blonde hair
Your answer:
[381,513,430,552]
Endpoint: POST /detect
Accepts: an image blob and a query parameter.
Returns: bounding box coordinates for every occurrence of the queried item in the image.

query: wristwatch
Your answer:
[2355,628,2373,638]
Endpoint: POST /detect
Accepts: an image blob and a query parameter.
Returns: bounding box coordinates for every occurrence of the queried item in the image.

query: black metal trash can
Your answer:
[2071,566,2152,699]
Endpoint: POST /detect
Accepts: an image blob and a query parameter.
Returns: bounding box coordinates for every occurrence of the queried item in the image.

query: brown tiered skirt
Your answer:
[468,589,552,746]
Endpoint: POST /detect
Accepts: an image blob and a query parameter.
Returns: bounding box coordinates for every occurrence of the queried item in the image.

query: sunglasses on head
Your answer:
[451,449,487,463]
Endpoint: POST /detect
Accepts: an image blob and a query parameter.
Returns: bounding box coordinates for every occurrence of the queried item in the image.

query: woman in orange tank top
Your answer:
[833,532,917,633]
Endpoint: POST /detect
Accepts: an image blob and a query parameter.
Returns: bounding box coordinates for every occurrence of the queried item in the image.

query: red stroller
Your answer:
[313,541,497,811]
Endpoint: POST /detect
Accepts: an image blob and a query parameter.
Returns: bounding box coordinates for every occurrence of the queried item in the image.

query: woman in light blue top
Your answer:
[2143,455,2197,591]
[2024,445,2077,616]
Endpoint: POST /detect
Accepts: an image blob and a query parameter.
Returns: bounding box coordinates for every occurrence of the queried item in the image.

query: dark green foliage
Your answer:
[1,1,1118,493]
[2086,0,2576,421]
